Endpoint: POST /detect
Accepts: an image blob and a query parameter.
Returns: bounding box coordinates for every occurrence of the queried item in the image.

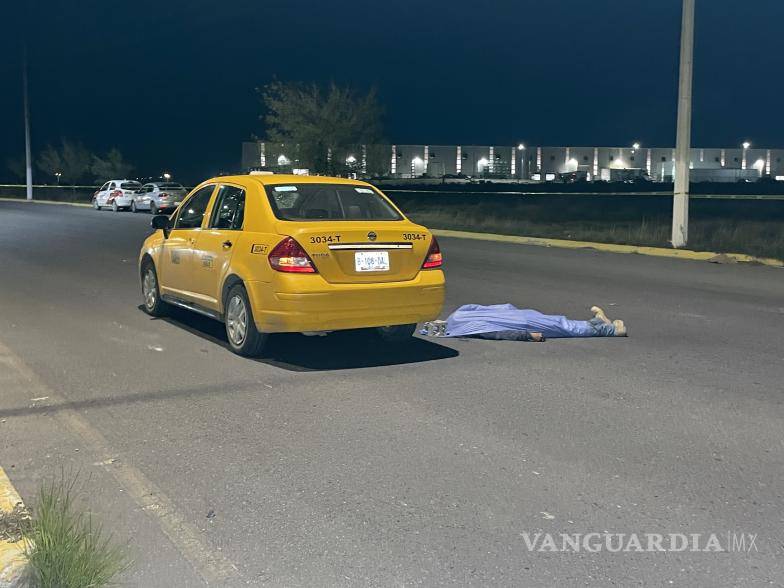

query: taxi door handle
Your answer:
[222,240,233,249]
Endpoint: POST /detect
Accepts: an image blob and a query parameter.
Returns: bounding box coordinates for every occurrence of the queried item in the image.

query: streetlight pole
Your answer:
[23,44,33,201]
[671,0,695,248]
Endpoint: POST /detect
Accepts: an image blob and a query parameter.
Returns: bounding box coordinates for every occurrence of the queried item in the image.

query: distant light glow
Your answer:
[632,142,640,150]
[412,156,423,164]
[753,158,765,172]
[163,172,171,181]
[742,141,751,150]
[277,155,290,166]
[517,143,526,151]
[346,155,357,164]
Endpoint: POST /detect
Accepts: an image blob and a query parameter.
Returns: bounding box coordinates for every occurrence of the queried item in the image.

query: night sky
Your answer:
[3,0,783,183]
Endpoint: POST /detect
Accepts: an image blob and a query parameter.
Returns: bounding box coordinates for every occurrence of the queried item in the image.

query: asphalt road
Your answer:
[1,200,783,587]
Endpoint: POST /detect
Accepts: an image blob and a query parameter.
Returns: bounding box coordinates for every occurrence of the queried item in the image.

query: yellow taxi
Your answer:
[138,174,445,355]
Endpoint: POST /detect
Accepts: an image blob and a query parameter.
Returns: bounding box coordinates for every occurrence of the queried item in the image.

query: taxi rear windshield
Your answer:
[265,184,402,221]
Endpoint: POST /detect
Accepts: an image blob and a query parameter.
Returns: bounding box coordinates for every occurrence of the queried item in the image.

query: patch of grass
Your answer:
[24,474,131,588]
[394,195,784,260]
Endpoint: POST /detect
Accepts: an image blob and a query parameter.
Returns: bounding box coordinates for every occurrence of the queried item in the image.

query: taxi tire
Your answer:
[140,261,169,317]
[225,284,267,357]
[131,201,138,213]
[112,201,119,212]
[150,202,158,215]
[93,200,100,210]
[376,323,417,344]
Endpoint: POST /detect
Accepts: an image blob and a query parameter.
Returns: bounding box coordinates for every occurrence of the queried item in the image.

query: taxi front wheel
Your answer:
[140,262,169,317]
[225,284,267,356]
[376,324,416,344]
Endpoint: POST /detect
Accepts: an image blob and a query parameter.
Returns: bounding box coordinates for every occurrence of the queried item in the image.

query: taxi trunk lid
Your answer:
[276,222,430,284]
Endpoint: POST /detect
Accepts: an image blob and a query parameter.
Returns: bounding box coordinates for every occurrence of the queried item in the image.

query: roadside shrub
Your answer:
[24,473,131,588]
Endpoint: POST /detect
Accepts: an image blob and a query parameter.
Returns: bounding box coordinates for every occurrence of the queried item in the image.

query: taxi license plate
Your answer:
[355,251,389,272]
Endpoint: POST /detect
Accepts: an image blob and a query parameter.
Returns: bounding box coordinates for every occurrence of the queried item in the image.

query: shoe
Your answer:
[612,319,627,337]
[591,306,611,325]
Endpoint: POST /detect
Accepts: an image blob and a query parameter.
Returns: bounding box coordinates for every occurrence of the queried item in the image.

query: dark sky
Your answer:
[2,0,783,183]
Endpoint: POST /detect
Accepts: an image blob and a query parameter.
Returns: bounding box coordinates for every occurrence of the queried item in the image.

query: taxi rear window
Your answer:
[265,184,402,221]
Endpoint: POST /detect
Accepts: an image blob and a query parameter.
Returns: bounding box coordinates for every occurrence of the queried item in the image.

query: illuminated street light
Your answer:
[346,155,357,164]
[55,171,62,185]
[741,142,751,170]
[162,172,172,181]
[632,142,641,151]
[517,144,526,151]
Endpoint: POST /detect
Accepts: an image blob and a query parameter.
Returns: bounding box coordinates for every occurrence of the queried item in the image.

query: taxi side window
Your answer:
[174,185,214,230]
[209,186,245,231]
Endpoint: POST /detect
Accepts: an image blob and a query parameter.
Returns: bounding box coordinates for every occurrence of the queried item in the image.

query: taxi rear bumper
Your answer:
[245,270,445,333]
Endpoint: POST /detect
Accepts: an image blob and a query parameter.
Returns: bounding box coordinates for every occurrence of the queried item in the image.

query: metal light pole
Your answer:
[23,45,33,201]
[671,0,695,248]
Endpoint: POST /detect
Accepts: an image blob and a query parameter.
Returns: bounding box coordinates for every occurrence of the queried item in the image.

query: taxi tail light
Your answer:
[159,192,169,199]
[110,190,122,199]
[269,237,317,273]
[422,236,443,269]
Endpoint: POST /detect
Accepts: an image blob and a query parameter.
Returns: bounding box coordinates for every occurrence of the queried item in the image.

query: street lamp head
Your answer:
[163,172,172,180]
[517,143,526,151]
[632,142,641,150]
[742,141,751,150]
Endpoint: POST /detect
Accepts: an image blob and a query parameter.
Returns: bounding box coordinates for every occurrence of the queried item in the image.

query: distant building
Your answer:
[241,141,784,182]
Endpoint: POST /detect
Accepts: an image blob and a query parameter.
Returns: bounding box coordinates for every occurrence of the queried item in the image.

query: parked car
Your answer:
[138,174,445,356]
[131,182,189,214]
[93,180,142,211]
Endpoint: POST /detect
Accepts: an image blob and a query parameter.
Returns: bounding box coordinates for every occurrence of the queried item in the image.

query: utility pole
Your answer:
[672,0,695,248]
[23,45,33,201]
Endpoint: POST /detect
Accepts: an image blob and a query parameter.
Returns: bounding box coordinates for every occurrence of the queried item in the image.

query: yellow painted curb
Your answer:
[432,228,784,268]
[0,468,28,587]
[0,197,91,208]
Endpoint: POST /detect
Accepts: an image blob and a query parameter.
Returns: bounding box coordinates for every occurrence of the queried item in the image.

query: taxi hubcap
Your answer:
[143,269,157,309]
[226,295,247,346]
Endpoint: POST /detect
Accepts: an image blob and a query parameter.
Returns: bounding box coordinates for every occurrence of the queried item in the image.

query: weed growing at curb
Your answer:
[24,473,131,588]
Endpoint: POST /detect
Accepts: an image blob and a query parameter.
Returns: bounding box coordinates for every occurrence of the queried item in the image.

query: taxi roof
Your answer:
[215,174,374,188]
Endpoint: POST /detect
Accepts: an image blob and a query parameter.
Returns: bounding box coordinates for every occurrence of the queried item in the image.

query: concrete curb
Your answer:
[0,468,28,588]
[432,228,784,268]
[0,197,91,208]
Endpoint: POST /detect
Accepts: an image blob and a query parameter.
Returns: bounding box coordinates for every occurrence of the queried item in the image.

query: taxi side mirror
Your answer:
[151,215,171,234]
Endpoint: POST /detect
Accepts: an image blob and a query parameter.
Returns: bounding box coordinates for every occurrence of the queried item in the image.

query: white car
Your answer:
[93,180,142,211]
[130,182,188,214]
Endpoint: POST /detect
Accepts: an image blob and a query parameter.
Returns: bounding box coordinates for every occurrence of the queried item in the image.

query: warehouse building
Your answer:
[241,141,784,182]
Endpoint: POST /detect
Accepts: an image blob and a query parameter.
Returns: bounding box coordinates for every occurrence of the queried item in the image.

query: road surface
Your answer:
[1,200,782,586]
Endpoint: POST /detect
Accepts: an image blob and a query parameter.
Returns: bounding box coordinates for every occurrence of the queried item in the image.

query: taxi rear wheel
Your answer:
[140,261,169,317]
[224,284,267,356]
[376,324,416,344]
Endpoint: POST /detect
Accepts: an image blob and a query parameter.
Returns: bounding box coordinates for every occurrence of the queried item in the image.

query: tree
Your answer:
[259,81,384,174]
[36,144,64,181]
[5,155,27,181]
[35,139,93,184]
[91,148,134,180]
[60,139,93,184]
